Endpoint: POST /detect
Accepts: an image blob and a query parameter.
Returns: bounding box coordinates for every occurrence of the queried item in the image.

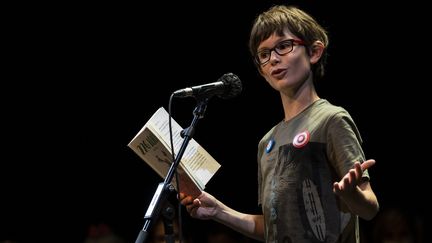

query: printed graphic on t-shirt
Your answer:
[267,142,348,243]
[302,178,325,241]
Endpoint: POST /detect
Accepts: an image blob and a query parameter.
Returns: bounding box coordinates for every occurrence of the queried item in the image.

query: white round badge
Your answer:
[293,130,310,148]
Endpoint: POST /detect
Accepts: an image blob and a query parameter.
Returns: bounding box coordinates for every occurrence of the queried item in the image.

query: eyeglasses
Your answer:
[255,39,305,65]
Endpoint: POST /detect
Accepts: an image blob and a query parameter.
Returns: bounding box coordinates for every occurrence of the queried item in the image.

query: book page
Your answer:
[148,107,221,189]
[127,126,202,198]
[128,107,221,198]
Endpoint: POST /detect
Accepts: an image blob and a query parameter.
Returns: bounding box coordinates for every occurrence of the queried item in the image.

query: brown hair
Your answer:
[249,5,329,80]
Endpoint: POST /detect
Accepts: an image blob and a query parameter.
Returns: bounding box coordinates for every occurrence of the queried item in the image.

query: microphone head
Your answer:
[218,73,242,99]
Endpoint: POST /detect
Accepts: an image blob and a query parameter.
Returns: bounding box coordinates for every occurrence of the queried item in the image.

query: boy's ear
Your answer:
[309,41,325,64]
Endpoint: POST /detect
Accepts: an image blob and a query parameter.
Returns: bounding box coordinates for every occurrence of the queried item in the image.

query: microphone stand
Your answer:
[135,98,209,243]
[161,202,175,243]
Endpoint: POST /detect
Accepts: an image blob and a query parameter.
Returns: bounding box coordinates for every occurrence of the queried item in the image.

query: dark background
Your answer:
[2,0,428,242]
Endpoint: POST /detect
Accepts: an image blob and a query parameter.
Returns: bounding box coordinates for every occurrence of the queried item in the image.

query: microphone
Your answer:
[173,73,242,99]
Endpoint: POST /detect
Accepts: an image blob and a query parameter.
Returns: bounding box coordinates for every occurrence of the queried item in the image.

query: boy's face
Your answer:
[257,29,312,94]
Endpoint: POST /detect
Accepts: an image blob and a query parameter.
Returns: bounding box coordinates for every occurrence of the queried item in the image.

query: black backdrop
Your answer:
[2,0,428,242]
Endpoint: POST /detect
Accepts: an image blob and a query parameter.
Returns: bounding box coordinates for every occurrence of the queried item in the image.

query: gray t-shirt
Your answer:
[257,99,369,243]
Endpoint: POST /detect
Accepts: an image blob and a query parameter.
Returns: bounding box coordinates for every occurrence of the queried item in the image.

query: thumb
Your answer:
[193,198,202,207]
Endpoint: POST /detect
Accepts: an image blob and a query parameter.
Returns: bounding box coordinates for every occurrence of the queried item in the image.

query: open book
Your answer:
[128,107,221,198]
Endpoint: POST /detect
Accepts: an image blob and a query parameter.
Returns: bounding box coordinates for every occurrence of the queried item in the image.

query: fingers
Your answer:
[186,199,201,215]
[193,198,202,207]
[333,182,341,194]
[360,159,375,171]
[354,162,362,175]
[334,167,358,194]
[179,194,194,206]
[179,192,201,213]
[334,160,376,197]
[343,174,351,187]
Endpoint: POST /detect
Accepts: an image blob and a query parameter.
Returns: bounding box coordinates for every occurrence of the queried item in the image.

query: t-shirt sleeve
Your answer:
[326,110,370,180]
